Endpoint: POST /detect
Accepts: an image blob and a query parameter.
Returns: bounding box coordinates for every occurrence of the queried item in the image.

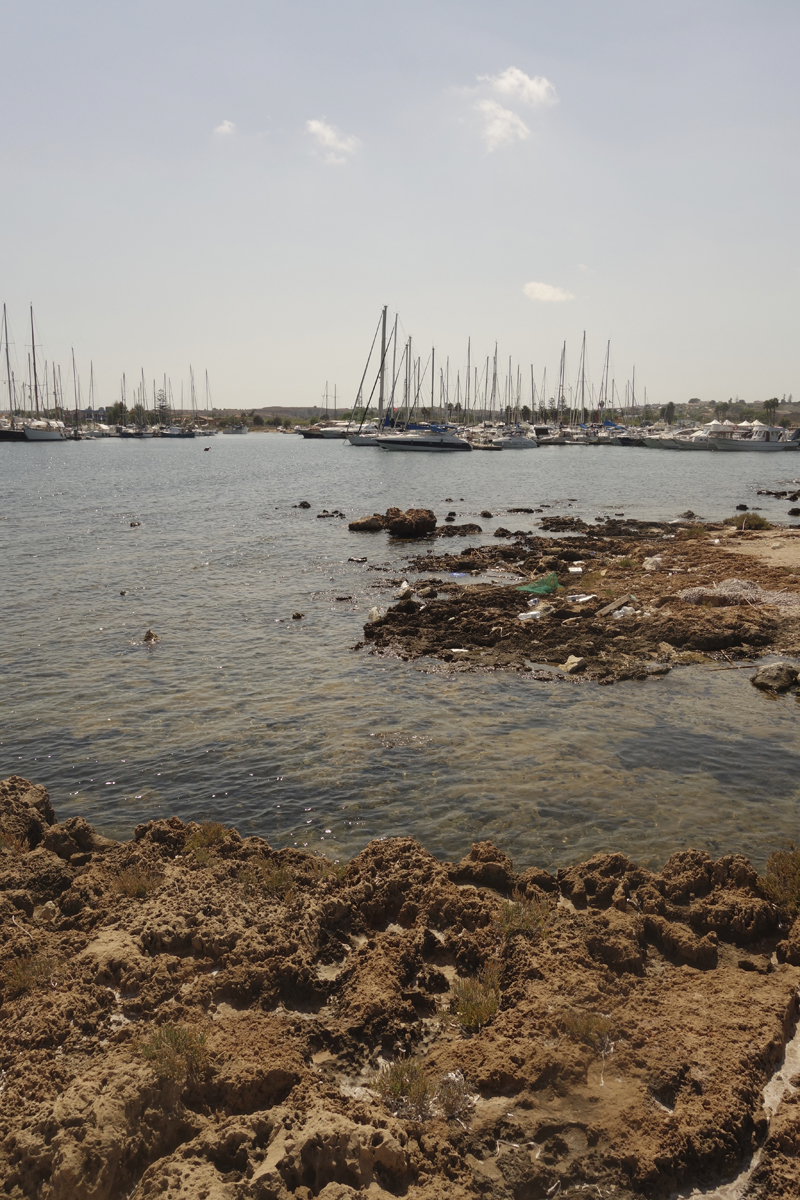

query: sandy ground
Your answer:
[2,775,800,1200]
[720,528,800,571]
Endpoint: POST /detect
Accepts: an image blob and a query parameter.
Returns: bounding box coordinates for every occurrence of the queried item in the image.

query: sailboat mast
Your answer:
[579,331,586,424]
[377,305,387,424]
[30,307,41,416]
[465,338,471,422]
[388,315,398,426]
[3,306,14,426]
[72,348,80,437]
[430,347,434,422]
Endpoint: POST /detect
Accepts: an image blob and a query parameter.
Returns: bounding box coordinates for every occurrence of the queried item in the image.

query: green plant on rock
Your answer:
[374,1056,432,1119]
[722,512,771,531]
[139,1023,208,1085]
[497,889,556,941]
[451,960,501,1032]
[762,844,800,915]
[240,855,294,901]
[114,864,161,898]
[561,1009,613,1050]
[310,854,348,883]
[2,954,57,997]
[185,821,227,864]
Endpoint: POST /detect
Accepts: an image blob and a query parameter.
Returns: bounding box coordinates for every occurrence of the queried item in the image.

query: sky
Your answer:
[1,0,798,411]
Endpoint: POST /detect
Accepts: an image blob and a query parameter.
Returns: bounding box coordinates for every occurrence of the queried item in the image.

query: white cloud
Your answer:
[476,99,529,151]
[524,281,575,303]
[480,67,558,109]
[306,118,360,165]
[214,119,236,135]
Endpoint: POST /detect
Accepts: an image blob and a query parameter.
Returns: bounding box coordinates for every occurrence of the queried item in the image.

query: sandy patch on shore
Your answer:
[721,529,800,571]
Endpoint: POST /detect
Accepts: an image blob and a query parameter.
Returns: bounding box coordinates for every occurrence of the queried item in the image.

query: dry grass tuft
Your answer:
[678,523,708,540]
[114,864,161,898]
[185,821,227,865]
[374,1057,431,1119]
[451,961,501,1032]
[240,856,294,902]
[139,1023,208,1085]
[497,888,556,941]
[2,954,57,998]
[0,829,28,856]
[561,1009,613,1050]
[762,844,800,916]
[310,855,348,882]
[435,1070,474,1119]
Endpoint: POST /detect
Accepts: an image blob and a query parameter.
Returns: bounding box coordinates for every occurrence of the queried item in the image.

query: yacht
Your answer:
[24,419,66,441]
[376,428,472,452]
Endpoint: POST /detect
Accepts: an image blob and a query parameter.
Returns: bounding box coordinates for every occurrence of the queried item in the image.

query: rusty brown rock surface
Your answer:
[1,778,799,1199]
[359,520,800,682]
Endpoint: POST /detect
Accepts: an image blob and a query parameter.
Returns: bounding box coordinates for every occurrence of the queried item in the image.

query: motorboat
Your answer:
[222,425,249,435]
[713,421,799,451]
[347,424,381,446]
[493,426,538,449]
[376,429,472,451]
[673,420,799,451]
[300,422,348,439]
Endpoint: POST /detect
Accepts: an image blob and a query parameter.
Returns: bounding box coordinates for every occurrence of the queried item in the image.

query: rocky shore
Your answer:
[2,775,800,1199]
[354,512,800,684]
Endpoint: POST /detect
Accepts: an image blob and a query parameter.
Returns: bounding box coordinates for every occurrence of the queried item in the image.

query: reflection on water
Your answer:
[2,436,799,871]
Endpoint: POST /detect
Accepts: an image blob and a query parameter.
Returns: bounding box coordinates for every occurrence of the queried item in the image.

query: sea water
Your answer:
[2,435,798,870]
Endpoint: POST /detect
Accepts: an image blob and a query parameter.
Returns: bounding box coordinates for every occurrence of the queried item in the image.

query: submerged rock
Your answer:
[751,662,799,692]
[349,513,385,531]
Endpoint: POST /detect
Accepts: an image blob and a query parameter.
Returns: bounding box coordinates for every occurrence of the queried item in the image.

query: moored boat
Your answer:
[376,429,472,451]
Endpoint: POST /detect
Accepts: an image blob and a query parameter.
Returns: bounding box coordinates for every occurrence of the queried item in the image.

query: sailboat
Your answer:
[23,307,65,440]
[0,305,25,440]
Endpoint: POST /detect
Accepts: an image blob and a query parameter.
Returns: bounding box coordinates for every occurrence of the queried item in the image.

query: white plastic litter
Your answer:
[517,611,541,621]
[613,605,636,619]
[568,566,583,574]
[566,593,597,603]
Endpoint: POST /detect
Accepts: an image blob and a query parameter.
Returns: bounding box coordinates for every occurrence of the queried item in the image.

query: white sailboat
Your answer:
[23,308,64,440]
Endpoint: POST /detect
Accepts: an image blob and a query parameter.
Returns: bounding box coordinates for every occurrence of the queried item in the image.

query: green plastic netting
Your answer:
[515,572,560,595]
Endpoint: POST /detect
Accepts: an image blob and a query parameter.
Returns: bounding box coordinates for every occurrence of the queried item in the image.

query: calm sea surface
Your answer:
[2,435,799,871]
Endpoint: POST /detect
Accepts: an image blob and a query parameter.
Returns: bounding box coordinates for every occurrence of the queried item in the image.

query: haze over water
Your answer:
[2,436,799,871]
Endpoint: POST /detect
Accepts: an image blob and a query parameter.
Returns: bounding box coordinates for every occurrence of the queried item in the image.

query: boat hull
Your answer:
[24,427,64,441]
[0,428,26,441]
[709,439,799,452]
[376,435,472,451]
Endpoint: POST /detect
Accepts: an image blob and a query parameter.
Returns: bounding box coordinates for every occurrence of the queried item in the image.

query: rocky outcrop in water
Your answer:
[349,508,437,538]
[1,776,799,1199]
[359,521,800,683]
